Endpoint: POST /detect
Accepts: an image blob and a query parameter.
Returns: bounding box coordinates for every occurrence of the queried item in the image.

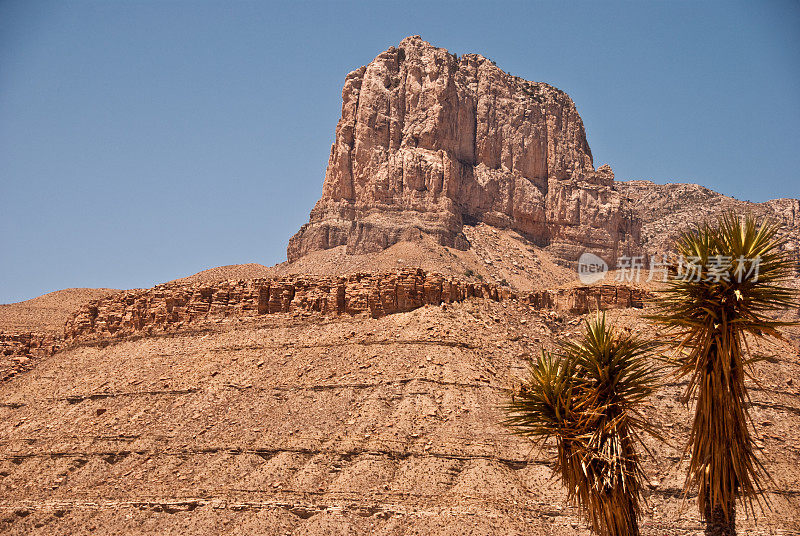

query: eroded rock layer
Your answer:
[288,36,640,264]
[0,271,648,378]
[0,332,61,382]
[63,269,646,344]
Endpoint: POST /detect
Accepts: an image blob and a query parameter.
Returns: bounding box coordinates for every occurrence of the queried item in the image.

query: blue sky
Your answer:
[1,1,798,303]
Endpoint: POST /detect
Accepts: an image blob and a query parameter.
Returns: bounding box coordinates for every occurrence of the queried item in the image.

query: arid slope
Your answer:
[175,224,576,291]
[1,292,798,535]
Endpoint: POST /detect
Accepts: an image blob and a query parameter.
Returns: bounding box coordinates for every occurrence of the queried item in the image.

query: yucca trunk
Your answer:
[572,410,643,536]
[587,488,639,536]
[704,498,736,536]
[610,493,640,536]
[594,412,641,536]
[595,471,641,536]
[691,335,748,535]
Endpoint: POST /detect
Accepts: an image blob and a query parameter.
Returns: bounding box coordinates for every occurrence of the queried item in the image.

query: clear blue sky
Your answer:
[1,1,798,303]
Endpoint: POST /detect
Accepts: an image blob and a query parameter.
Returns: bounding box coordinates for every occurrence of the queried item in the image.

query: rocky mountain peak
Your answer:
[287,36,642,264]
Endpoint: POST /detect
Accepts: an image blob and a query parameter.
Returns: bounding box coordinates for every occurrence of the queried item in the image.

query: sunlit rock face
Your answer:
[288,36,641,265]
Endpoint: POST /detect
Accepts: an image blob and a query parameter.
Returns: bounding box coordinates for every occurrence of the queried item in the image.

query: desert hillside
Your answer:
[1,278,798,535]
[175,224,576,292]
[618,180,800,263]
[0,288,119,334]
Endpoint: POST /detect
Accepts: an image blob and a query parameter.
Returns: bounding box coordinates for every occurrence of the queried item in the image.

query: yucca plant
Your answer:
[504,314,661,536]
[649,213,797,536]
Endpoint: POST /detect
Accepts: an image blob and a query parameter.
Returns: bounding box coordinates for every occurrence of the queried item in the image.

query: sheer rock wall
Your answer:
[288,36,641,265]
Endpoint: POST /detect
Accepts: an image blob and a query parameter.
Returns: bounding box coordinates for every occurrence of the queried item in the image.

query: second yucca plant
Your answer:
[504,314,660,536]
[650,213,796,536]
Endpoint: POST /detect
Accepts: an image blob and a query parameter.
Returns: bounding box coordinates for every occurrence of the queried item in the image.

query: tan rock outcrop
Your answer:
[0,271,649,375]
[618,180,800,269]
[63,269,648,345]
[288,36,640,265]
[0,331,61,381]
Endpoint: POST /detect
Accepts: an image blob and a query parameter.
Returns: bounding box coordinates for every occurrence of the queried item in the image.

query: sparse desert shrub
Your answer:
[504,314,661,536]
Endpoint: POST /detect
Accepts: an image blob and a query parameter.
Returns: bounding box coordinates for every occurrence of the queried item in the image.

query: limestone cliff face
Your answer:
[288,36,640,264]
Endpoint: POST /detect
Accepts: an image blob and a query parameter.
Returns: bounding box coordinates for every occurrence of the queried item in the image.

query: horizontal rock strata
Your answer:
[63,269,647,344]
[0,271,648,369]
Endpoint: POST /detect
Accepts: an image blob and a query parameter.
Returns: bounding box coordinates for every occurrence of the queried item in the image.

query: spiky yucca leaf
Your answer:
[503,349,580,440]
[649,213,797,529]
[504,314,661,536]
